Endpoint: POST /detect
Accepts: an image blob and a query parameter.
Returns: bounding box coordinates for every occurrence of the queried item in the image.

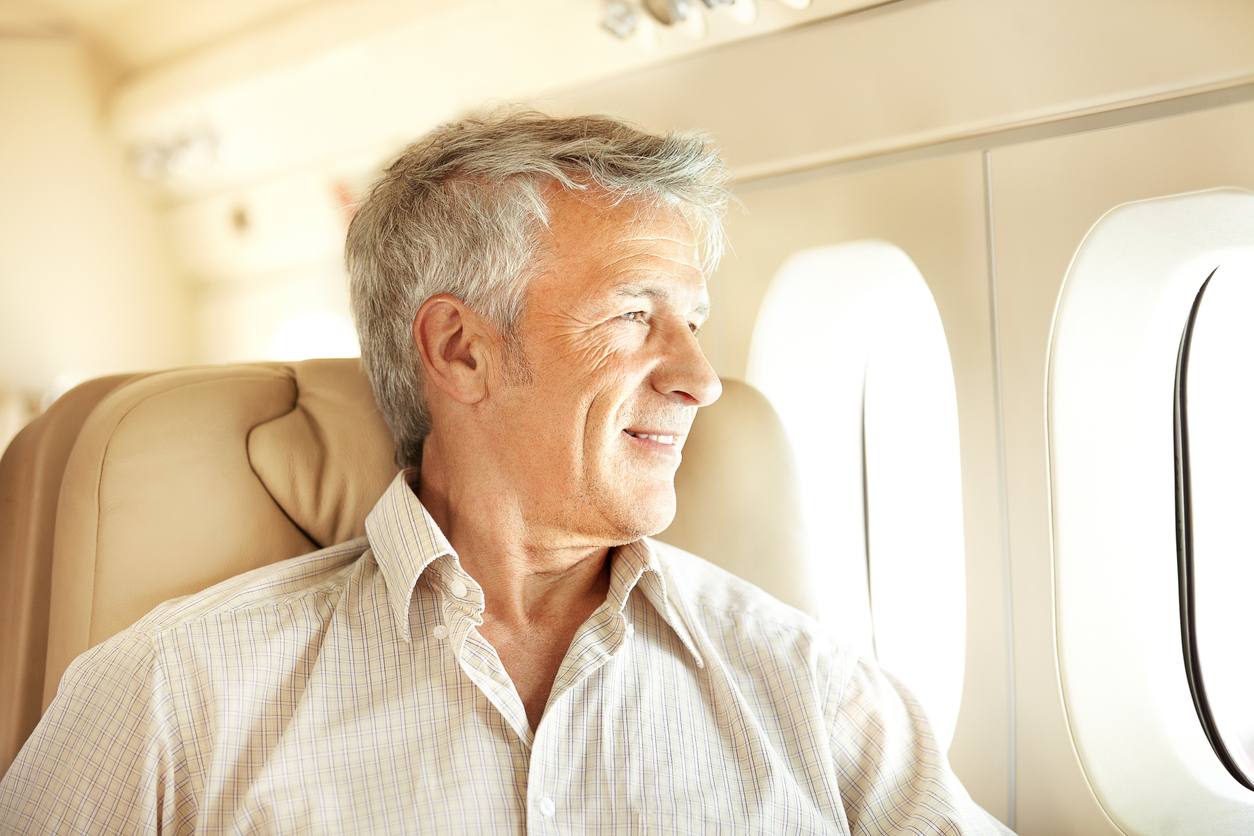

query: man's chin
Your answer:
[615,494,678,542]
[574,474,678,544]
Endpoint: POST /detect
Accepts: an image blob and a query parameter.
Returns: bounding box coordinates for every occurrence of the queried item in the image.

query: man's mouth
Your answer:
[624,430,678,445]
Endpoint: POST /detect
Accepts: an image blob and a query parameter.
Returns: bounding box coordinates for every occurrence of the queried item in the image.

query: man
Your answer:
[1,110,1012,833]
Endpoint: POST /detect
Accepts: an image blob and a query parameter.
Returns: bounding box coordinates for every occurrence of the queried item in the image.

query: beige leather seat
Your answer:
[0,358,806,775]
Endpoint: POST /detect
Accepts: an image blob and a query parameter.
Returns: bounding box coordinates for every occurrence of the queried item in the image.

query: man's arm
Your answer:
[0,632,189,834]
[829,656,1015,836]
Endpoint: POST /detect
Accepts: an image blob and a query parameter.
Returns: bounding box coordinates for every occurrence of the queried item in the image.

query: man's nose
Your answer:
[654,319,723,407]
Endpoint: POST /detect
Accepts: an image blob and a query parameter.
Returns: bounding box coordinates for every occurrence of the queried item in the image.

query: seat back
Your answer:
[0,358,806,774]
[1,373,140,779]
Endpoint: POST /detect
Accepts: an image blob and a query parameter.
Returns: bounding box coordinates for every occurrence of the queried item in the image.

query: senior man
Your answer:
[0,110,1012,834]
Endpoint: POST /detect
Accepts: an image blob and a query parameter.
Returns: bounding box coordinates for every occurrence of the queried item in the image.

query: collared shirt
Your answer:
[1,471,1012,835]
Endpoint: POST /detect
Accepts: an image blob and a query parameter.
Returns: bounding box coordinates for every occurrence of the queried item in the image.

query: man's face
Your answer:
[485,189,722,546]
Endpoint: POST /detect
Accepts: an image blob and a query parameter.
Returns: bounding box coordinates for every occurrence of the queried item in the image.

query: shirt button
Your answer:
[432,624,449,640]
[449,578,468,598]
[625,623,635,639]
[538,796,556,817]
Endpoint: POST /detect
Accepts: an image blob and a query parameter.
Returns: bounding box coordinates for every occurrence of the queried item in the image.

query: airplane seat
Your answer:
[0,358,806,776]
[0,372,143,779]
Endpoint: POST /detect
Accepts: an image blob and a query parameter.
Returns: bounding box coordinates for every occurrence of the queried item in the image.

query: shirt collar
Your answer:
[364,469,455,642]
[365,469,704,665]
[608,539,705,668]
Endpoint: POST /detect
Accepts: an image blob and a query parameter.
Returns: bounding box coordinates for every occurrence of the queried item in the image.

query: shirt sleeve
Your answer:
[0,631,192,835]
[828,655,1015,836]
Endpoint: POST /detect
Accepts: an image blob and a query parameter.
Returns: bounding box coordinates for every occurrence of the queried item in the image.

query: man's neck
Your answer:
[413,453,615,731]
[413,462,612,623]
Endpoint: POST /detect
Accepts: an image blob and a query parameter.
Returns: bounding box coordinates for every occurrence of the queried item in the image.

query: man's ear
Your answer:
[412,294,491,405]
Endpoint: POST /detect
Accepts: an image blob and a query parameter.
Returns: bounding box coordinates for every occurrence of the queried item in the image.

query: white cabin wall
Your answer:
[991,100,1254,836]
[0,35,188,399]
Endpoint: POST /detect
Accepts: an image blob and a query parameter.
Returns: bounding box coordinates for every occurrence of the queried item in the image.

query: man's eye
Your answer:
[620,311,646,322]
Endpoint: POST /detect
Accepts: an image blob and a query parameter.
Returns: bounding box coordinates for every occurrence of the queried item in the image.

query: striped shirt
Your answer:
[1,471,1012,834]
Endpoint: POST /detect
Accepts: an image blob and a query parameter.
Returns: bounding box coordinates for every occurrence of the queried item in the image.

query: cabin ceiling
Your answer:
[1,0,892,198]
[1,0,884,83]
[2,0,329,72]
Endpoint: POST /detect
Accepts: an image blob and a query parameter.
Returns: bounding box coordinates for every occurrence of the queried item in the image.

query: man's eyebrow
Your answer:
[614,283,711,319]
[614,283,661,301]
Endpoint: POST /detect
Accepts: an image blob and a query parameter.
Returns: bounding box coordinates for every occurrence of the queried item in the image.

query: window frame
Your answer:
[1048,188,1254,834]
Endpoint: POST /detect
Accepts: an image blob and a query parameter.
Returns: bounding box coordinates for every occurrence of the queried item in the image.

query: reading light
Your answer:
[602,0,774,41]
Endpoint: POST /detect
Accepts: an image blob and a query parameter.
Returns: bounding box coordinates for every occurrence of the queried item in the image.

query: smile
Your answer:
[624,430,678,445]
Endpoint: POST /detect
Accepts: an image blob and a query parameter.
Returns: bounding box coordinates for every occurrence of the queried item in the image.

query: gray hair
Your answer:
[346,107,732,469]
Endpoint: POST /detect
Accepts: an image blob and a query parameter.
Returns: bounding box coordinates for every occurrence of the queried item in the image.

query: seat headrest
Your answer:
[247,359,399,548]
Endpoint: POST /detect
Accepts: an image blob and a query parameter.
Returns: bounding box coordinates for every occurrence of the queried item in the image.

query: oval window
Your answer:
[747,240,965,749]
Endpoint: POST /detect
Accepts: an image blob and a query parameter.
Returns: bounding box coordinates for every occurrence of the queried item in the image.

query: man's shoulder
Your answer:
[68,538,372,680]
[136,537,370,634]
[646,537,830,644]
[645,538,853,718]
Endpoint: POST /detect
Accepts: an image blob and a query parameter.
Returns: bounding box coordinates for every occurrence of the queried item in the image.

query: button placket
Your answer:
[434,567,481,647]
[529,718,567,827]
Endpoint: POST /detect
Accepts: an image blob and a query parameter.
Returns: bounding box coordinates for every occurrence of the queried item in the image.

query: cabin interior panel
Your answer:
[991,98,1254,836]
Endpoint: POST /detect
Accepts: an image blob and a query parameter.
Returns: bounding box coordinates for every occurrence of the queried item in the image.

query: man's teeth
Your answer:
[627,431,675,444]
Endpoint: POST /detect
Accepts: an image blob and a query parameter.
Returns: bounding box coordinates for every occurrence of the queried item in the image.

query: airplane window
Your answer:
[1175,252,1254,790]
[1048,189,1254,834]
[747,240,966,750]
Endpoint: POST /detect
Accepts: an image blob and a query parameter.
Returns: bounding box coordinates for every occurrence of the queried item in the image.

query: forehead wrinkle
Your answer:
[599,242,698,274]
